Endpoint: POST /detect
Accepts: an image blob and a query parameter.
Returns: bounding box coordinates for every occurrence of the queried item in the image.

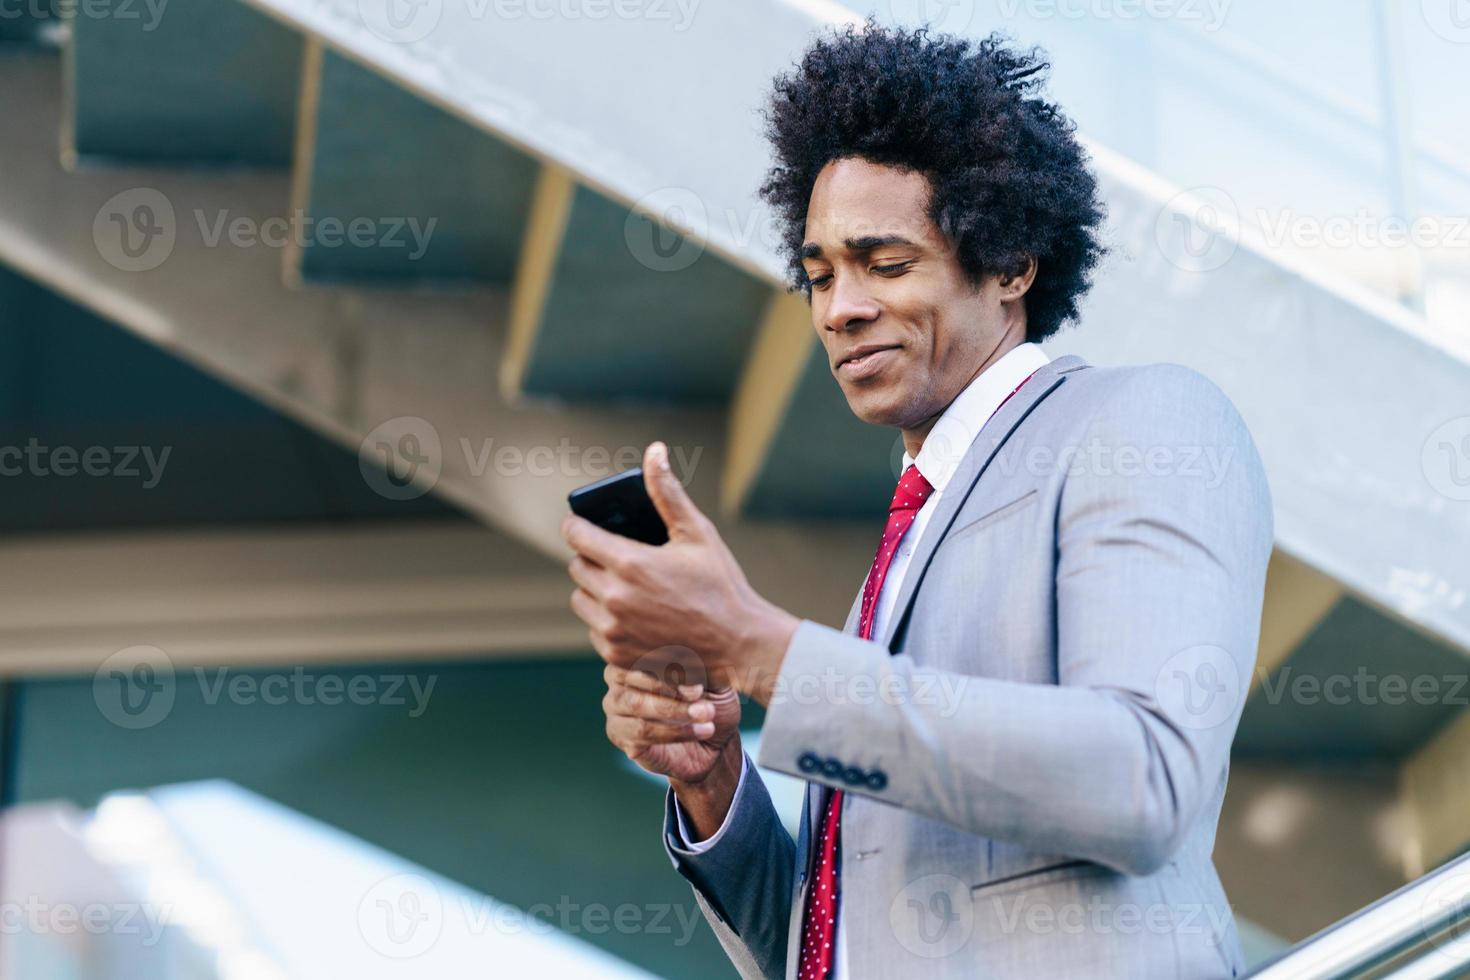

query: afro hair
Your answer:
[759,19,1107,342]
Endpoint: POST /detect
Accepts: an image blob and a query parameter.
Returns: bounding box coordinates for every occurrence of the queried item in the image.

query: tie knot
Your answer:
[890,464,935,514]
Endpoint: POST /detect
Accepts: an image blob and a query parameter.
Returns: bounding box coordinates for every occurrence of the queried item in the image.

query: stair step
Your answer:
[289,46,538,285]
[503,172,769,406]
[67,0,301,166]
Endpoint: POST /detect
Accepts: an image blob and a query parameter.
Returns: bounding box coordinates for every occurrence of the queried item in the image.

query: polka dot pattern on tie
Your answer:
[796,463,933,980]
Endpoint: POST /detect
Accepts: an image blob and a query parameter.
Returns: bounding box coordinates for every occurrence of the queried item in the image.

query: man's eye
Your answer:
[873,262,911,276]
[808,273,833,289]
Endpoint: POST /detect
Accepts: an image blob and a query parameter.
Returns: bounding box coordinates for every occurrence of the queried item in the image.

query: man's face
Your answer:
[801,156,1020,430]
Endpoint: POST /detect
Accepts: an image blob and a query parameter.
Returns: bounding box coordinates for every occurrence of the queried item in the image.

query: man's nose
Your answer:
[822,275,880,332]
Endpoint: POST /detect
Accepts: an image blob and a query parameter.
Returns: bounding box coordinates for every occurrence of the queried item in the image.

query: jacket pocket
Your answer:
[941,489,1039,547]
[968,857,1111,898]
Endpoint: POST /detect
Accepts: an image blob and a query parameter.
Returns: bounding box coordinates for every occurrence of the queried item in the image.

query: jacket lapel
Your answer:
[800,355,1087,874]
[877,353,1089,652]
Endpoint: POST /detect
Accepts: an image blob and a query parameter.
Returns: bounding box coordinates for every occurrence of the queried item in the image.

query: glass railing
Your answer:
[1244,848,1470,978]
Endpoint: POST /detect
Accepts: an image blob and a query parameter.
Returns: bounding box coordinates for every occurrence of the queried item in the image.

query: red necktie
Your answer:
[794,368,1038,980]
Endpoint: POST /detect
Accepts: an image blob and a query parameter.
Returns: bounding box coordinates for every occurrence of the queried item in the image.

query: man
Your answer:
[563,21,1271,979]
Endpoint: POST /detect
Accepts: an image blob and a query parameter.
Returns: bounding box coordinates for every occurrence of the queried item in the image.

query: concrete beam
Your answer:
[0,522,587,676]
[0,51,880,633]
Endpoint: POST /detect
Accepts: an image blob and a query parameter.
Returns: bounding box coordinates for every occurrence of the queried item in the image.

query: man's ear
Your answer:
[998,255,1038,301]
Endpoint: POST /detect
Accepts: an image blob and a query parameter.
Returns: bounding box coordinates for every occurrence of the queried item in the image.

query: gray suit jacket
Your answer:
[663,354,1273,979]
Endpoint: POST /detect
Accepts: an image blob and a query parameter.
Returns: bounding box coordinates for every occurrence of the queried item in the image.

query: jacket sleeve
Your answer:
[755,365,1274,875]
[662,751,796,979]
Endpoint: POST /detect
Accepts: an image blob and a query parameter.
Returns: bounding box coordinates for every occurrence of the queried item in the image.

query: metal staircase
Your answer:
[2,1,1469,970]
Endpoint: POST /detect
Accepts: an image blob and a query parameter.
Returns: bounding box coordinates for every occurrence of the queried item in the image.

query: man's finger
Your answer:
[570,588,614,636]
[605,685,711,725]
[561,512,643,570]
[567,555,612,602]
[607,663,704,701]
[606,713,715,747]
[643,441,704,541]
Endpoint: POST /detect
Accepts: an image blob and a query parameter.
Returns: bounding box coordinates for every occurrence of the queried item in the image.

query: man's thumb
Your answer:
[643,441,699,538]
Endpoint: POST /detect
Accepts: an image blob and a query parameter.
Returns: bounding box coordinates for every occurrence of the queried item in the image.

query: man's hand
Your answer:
[603,663,741,782]
[602,662,745,840]
[562,441,799,703]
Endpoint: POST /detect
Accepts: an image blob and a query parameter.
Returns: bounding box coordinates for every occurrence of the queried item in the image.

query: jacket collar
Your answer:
[905,341,1053,494]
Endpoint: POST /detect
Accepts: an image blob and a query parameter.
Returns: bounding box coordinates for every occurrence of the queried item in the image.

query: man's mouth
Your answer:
[837,345,901,381]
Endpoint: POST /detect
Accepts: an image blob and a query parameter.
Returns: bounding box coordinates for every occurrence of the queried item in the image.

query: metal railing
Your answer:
[1247,850,1470,979]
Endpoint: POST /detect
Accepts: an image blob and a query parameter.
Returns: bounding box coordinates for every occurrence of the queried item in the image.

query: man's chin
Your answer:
[842,389,912,429]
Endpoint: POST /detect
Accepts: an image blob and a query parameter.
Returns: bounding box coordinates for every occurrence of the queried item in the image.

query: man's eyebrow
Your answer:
[800,234,918,259]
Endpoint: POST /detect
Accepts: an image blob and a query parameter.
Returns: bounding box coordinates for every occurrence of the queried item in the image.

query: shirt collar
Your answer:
[902,342,1052,493]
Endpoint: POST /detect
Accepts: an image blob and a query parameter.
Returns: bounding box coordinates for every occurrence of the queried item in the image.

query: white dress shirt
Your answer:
[674,341,1053,978]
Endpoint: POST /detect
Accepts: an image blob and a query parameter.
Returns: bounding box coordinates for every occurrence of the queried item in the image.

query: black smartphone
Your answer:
[567,467,669,545]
